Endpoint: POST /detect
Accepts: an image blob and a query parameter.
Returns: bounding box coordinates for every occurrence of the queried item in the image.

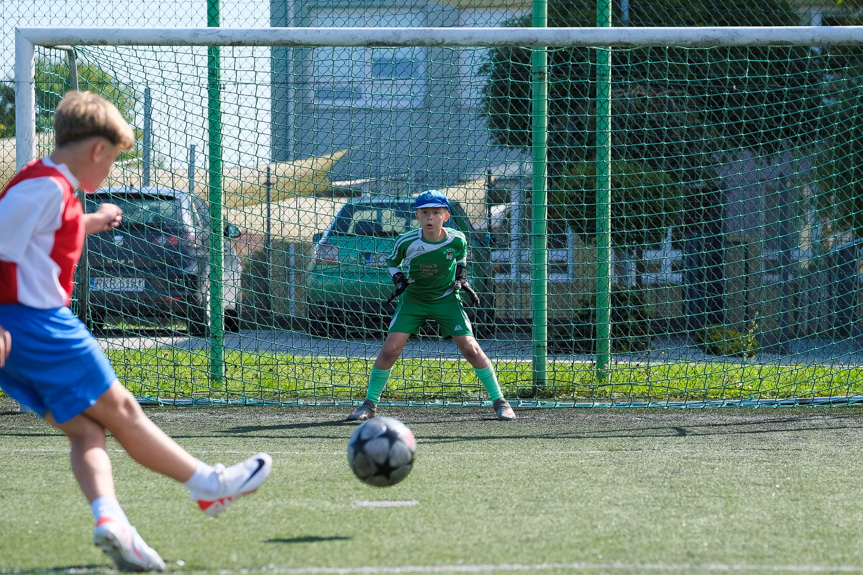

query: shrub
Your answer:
[695,323,759,358]
[548,287,652,354]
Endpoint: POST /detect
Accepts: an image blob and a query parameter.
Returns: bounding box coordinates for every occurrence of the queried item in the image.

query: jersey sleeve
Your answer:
[455,233,468,266]
[0,177,64,263]
[386,236,406,276]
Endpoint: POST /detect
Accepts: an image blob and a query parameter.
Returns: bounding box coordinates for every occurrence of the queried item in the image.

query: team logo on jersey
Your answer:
[445,249,454,260]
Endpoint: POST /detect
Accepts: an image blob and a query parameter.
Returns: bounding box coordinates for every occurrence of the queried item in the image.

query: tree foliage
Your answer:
[549,160,680,250]
[0,81,14,139]
[480,0,821,181]
[814,18,863,236]
[0,58,139,137]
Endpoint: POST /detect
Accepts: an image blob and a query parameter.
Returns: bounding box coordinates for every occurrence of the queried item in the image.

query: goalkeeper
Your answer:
[346,190,515,422]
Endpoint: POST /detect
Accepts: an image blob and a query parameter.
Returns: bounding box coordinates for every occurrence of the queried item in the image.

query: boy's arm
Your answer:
[0,324,9,368]
[83,203,122,235]
[454,264,479,305]
[384,237,411,302]
[385,237,404,277]
[452,234,478,304]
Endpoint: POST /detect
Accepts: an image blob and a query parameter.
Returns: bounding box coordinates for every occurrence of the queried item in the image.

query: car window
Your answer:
[85,195,181,227]
[331,202,460,237]
[192,197,210,230]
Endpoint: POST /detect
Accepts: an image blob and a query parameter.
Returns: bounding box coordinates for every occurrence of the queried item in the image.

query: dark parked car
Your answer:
[81,186,243,335]
[304,195,494,337]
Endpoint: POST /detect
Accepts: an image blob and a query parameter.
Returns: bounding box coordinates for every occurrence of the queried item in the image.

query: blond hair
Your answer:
[54,91,135,151]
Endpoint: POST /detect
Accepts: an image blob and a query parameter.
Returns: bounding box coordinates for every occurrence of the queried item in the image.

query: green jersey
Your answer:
[386,227,467,301]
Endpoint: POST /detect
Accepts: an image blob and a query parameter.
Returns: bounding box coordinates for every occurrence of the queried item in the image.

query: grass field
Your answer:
[2,395,863,574]
[106,348,863,406]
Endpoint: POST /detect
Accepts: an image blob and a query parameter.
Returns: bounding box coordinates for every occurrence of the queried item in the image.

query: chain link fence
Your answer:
[5,0,863,407]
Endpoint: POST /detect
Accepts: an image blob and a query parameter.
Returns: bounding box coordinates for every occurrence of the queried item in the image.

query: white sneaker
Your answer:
[93,519,166,572]
[191,452,273,517]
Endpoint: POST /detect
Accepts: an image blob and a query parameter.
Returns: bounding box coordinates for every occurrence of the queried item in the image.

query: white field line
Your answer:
[0,447,347,455]
[0,447,781,457]
[3,561,863,575]
[192,561,863,574]
[352,500,419,507]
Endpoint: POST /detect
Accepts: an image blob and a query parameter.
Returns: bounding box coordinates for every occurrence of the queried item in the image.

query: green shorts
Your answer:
[388,292,473,338]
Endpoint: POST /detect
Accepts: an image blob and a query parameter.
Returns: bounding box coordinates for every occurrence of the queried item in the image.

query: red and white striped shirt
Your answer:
[0,158,84,308]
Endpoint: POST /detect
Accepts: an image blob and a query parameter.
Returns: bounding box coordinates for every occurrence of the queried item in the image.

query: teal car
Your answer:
[305,196,494,337]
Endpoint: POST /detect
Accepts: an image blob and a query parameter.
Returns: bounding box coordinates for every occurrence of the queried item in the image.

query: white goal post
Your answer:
[12,24,863,406]
[14,25,863,170]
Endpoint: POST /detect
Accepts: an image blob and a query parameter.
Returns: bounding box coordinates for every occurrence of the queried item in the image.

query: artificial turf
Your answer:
[2,397,863,574]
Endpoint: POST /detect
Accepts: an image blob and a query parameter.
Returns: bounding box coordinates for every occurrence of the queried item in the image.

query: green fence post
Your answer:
[207,0,225,385]
[595,0,613,383]
[531,0,549,395]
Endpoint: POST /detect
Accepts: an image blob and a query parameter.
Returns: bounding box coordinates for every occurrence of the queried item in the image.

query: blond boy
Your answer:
[0,92,272,572]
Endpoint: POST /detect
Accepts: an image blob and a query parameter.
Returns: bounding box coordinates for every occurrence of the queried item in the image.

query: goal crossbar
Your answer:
[15,25,863,48]
[15,25,863,168]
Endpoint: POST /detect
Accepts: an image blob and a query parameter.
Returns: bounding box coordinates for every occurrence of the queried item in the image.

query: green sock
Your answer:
[366,367,391,403]
[474,365,503,402]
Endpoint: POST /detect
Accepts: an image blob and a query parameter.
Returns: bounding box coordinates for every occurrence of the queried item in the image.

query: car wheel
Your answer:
[307,304,334,338]
[224,306,241,333]
[86,310,106,336]
[472,290,497,340]
[187,296,210,337]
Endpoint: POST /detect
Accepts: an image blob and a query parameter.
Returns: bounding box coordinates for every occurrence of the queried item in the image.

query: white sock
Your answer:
[182,460,220,494]
[91,497,129,525]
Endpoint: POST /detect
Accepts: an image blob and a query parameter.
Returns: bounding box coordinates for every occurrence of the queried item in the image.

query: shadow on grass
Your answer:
[225,420,347,433]
[189,408,863,440]
[265,535,351,544]
[412,413,863,445]
[0,565,107,574]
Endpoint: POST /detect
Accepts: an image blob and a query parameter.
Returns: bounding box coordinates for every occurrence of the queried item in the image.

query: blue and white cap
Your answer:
[412,189,450,211]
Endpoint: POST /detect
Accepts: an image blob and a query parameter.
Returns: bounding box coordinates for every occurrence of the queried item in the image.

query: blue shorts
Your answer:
[0,305,116,424]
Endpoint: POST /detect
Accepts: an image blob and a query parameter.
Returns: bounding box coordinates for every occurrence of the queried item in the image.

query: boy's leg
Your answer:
[453,335,503,398]
[453,335,515,421]
[46,411,118,503]
[80,382,197,481]
[47,411,166,572]
[83,382,272,517]
[347,332,410,421]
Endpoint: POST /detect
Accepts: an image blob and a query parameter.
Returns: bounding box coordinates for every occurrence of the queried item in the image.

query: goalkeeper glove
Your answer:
[392,272,409,292]
[453,265,479,306]
[385,272,411,304]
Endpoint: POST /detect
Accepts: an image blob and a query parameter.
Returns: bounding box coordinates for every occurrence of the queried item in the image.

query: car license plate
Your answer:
[363,253,387,267]
[89,278,146,292]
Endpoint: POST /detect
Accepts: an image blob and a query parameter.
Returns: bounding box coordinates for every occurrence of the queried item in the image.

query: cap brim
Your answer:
[414,202,448,209]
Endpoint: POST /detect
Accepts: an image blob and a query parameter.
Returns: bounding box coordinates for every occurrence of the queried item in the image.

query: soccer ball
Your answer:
[347,416,416,487]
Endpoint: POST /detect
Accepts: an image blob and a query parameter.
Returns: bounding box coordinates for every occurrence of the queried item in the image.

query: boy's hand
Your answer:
[0,324,10,368]
[84,203,123,234]
[385,272,412,304]
[392,272,409,291]
[454,265,479,305]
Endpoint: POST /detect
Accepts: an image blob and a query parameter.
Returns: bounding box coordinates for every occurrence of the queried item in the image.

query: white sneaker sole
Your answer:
[93,521,166,572]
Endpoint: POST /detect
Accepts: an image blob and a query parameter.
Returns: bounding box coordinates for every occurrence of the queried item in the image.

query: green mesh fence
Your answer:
[5,1,863,408]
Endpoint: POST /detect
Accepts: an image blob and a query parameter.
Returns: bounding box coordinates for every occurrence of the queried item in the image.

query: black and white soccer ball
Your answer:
[347,416,416,487]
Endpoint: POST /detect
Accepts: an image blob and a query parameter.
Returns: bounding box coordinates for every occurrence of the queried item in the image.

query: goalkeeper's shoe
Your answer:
[191,453,273,517]
[93,518,166,573]
[346,399,377,422]
[493,399,516,421]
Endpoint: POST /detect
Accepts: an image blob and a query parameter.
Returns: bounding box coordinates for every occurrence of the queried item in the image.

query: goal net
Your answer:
[14,25,863,407]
